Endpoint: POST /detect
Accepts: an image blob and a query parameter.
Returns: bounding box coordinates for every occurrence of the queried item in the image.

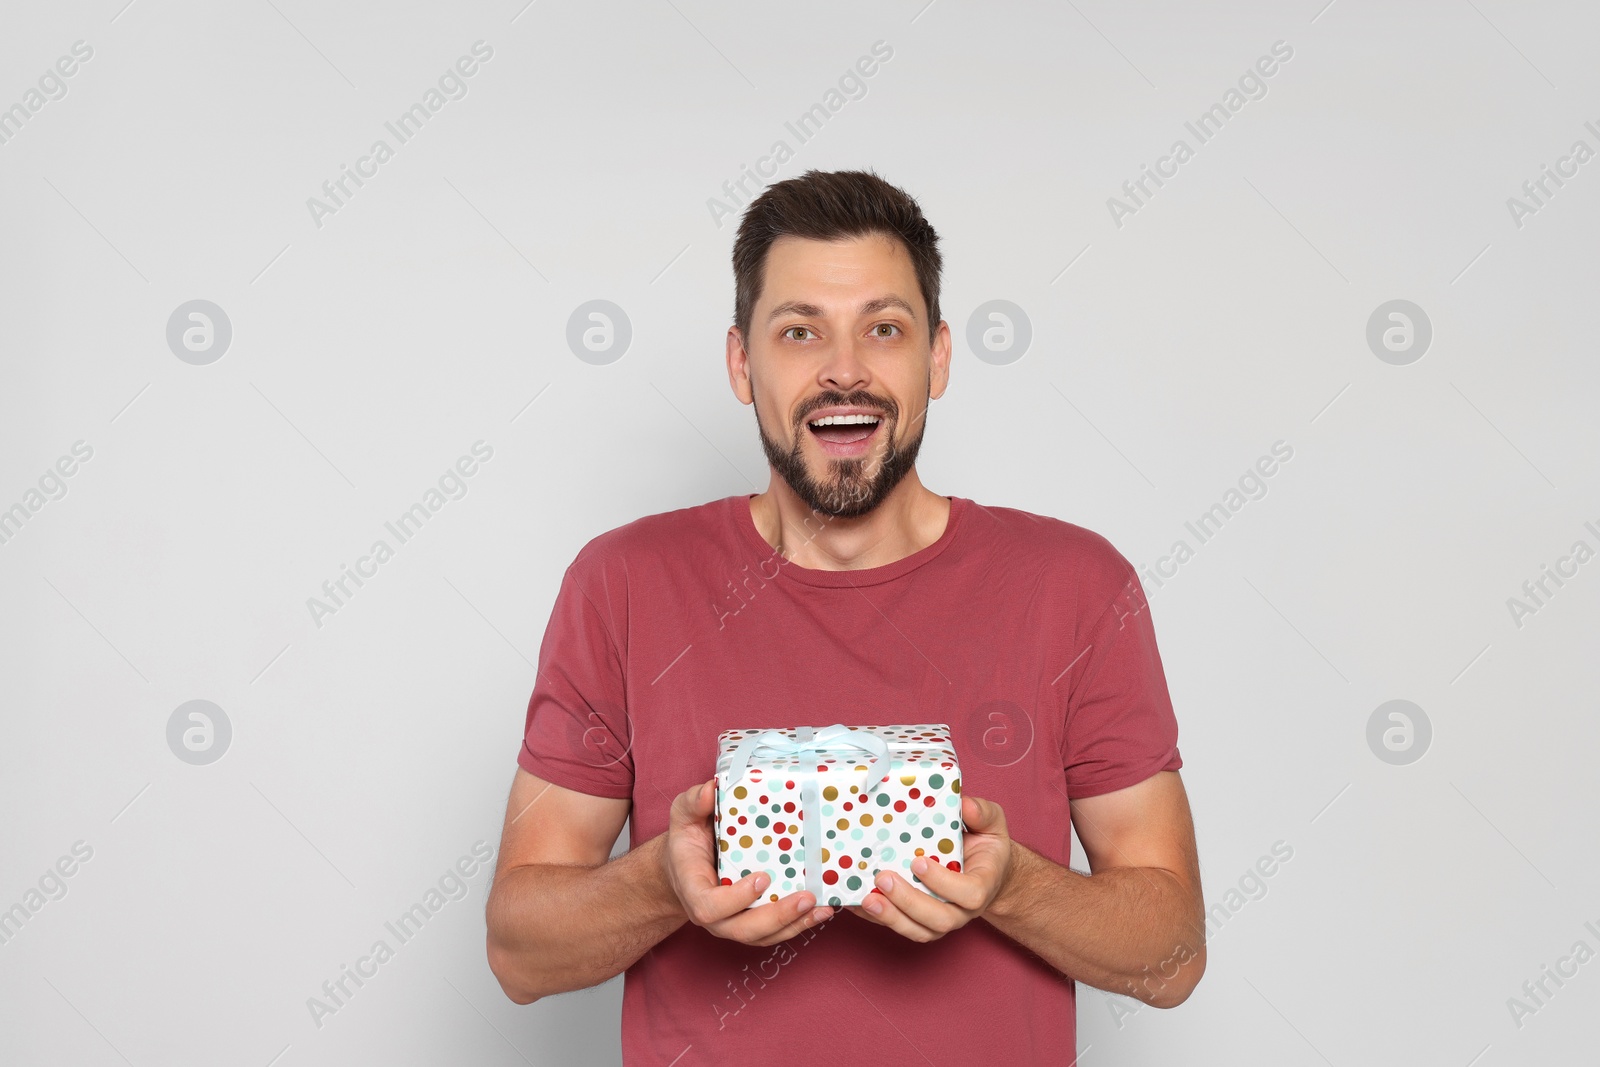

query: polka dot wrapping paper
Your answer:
[714,723,964,909]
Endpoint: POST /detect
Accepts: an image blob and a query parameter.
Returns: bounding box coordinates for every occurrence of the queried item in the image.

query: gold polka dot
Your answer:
[823,786,838,801]
[883,814,893,822]
[762,835,772,844]
[733,786,747,799]
[900,774,917,785]
[770,893,779,902]
[952,778,961,794]
[914,847,925,856]
[836,818,849,831]
[857,861,867,869]
[937,838,954,854]
[739,835,752,848]
[821,848,830,862]
[860,814,874,826]
[719,840,728,852]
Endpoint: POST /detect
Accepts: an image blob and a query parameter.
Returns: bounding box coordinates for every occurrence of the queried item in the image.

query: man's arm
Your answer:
[486,769,836,1005]
[984,769,1206,1007]
[485,768,681,1004]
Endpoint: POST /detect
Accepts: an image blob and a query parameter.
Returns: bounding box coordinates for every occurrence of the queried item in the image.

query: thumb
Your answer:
[695,778,717,816]
[961,794,1006,834]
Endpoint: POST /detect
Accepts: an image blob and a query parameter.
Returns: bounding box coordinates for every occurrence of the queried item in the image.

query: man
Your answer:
[486,168,1205,1064]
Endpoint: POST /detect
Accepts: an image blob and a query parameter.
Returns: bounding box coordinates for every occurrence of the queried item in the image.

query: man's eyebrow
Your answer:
[766,296,918,324]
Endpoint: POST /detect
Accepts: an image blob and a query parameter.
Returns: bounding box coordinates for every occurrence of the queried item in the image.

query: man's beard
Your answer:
[754,389,926,519]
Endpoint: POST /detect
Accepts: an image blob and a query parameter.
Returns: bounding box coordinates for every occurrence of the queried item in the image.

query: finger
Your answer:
[873,869,960,933]
[846,894,891,926]
[845,901,873,921]
[683,869,775,925]
[746,902,835,947]
[856,882,939,942]
[905,855,987,912]
[708,890,826,943]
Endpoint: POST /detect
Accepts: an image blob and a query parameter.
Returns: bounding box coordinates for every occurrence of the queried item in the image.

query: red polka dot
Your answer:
[822,869,839,885]
[947,861,961,873]
[909,787,920,798]
[719,877,733,885]
[758,795,768,804]
[838,853,852,868]
[842,801,852,811]
[893,800,906,812]
[785,780,795,789]
[922,795,936,807]
[726,826,737,836]
[783,802,795,812]
[778,837,792,851]
[737,815,748,823]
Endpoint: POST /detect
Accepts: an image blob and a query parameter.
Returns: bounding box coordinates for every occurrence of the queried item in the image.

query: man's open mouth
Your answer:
[807,413,882,445]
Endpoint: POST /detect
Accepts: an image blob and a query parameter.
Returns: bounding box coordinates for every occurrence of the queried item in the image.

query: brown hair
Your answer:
[731,168,942,346]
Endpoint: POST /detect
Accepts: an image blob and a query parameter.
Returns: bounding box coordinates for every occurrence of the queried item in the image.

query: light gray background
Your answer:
[2,0,1596,1064]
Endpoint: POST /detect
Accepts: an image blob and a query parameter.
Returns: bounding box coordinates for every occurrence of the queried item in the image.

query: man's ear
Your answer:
[727,326,754,405]
[928,319,952,401]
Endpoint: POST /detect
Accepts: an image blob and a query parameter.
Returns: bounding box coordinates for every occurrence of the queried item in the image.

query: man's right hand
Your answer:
[661,778,833,946]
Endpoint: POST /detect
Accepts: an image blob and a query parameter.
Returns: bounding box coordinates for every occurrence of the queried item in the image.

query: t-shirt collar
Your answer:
[730,493,968,588]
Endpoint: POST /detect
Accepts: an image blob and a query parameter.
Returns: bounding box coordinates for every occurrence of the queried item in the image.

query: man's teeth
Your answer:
[809,414,881,427]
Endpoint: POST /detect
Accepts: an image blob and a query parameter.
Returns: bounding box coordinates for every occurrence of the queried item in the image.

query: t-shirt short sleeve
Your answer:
[517,550,635,800]
[1061,564,1182,799]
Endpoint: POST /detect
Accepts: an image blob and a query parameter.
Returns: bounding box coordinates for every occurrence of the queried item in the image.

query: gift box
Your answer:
[714,723,964,909]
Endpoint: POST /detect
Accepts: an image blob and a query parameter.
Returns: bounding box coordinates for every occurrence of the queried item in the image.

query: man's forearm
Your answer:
[486,831,686,1004]
[983,841,1205,1007]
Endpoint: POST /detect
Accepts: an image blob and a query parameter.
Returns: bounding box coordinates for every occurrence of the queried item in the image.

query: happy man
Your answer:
[486,168,1205,1064]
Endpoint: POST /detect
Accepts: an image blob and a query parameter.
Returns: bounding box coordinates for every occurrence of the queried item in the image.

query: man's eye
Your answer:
[873,323,901,337]
[785,326,812,341]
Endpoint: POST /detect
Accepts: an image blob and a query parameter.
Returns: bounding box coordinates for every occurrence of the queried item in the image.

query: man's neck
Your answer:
[748,474,951,572]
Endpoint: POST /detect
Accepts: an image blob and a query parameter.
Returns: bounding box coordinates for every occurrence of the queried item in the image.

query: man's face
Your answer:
[728,233,951,518]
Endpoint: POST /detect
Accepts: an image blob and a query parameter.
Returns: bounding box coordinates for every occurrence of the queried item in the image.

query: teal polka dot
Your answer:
[785,867,796,878]
[828,896,842,907]
[875,793,890,806]
[929,773,944,789]
[881,847,896,861]
[921,827,934,838]
[846,875,861,891]
[945,795,959,807]
[876,828,890,840]
[756,850,769,862]
[850,828,864,840]
[755,815,769,827]
[899,832,911,842]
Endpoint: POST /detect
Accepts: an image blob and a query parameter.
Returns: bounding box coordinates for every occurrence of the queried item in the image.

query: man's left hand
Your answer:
[847,793,1013,941]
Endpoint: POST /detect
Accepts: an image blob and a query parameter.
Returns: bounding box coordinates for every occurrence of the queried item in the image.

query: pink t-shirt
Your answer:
[518,494,1183,1065]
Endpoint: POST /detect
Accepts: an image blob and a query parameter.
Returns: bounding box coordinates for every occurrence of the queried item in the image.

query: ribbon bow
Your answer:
[722,724,899,901]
